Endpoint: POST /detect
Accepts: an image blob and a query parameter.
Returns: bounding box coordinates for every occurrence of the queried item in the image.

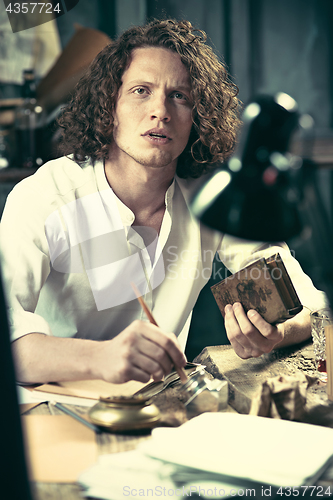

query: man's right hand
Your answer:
[12,320,187,385]
[92,320,187,383]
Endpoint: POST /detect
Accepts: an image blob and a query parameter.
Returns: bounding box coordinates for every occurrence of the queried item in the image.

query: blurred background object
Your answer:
[36,24,111,164]
[14,69,45,169]
[36,24,111,115]
[0,2,111,169]
[0,5,61,100]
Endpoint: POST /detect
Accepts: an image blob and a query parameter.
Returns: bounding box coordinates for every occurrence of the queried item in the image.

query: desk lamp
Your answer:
[191,93,303,242]
[190,93,333,307]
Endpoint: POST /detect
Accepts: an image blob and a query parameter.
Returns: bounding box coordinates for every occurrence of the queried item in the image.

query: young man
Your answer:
[1,19,327,385]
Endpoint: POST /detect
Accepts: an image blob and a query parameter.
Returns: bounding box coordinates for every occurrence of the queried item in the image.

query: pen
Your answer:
[50,401,102,434]
[130,282,188,384]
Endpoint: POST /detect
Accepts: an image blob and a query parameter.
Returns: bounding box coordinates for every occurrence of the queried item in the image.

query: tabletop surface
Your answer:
[23,342,333,500]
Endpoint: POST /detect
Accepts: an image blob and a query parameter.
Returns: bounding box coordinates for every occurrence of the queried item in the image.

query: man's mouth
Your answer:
[143,129,171,140]
[149,132,166,138]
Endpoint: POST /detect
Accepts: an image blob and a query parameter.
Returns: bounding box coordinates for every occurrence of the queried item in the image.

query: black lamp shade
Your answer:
[190,93,304,242]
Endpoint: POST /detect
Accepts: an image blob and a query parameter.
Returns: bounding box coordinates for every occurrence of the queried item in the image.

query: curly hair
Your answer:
[58,19,241,178]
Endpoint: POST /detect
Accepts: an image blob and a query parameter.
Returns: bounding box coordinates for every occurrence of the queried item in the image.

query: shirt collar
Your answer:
[95,159,176,226]
[165,178,175,211]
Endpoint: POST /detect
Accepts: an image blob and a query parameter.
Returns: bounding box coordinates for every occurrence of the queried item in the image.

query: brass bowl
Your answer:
[88,395,161,432]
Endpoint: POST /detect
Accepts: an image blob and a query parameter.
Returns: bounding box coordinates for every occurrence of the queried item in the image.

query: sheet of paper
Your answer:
[140,413,333,487]
[33,378,149,400]
[78,450,177,500]
[17,385,97,407]
[78,450,244,500]
[21,414,98,483]
[17,384,43,404]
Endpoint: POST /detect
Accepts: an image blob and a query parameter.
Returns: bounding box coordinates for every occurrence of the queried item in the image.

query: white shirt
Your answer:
[0,156,327,350]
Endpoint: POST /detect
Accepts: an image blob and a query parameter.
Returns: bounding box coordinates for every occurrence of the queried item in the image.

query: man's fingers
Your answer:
[232,303,273,349]
[124,365,153,384]
[140,323,187,369]
[225,303,283,358]
[136,336,173,377]
[113,338,168,383]
[247,309,283,344]
[121,320,186,380]
[128,349,166,381]
[224,304,254,352]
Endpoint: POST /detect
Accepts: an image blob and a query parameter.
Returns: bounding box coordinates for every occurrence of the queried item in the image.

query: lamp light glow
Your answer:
[190,170,232,217]
[275,92,298,112]
[243,102,261,120]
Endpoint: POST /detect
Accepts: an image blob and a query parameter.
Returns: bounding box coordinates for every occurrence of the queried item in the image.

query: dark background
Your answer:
[57,0,333,130]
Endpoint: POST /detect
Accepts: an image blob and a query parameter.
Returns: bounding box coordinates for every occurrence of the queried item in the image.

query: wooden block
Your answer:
[194,342,333,424]
[193,344,302,414]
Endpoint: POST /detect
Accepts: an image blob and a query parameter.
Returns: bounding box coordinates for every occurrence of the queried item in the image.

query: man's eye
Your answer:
[171,92,187,100]
[133,88,147,95]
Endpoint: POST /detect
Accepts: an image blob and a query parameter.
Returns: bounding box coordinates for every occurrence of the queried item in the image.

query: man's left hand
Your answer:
[224,302,283,359]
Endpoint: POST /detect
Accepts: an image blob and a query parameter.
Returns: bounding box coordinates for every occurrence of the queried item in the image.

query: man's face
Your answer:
[110,47,193,172]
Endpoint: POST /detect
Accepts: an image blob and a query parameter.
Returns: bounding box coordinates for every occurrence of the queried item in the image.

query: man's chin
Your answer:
[133,153,177,169]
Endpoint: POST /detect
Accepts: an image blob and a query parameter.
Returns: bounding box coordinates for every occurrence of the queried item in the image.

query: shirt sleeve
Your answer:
[218,234,329,312]
[0,181,53,342]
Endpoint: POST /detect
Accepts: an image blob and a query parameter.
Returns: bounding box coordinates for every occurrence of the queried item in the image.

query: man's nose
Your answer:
[150,94,171,122]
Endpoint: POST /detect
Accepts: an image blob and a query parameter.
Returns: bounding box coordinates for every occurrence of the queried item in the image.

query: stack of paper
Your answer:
[78,413,333,499]
[78,450,177,500]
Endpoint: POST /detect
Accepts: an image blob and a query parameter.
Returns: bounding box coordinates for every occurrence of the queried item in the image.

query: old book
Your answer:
[211,253,303,325]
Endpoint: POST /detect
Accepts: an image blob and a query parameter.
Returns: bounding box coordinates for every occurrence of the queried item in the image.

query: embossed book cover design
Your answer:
[211,253,303,325]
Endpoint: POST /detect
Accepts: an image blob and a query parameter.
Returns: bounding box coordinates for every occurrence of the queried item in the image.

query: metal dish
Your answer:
[88,394,161,432]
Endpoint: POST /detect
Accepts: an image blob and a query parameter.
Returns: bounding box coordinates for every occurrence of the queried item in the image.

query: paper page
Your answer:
[78,449,246,500]
[78,450,176,500]
[33,378,150,400]
[17,385,97,407]
[140,413,333,487]
[21,414,98,483]
[17,384,43,404]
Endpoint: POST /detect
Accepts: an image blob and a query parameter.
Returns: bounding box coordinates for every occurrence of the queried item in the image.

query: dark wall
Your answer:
[57,0,333,128]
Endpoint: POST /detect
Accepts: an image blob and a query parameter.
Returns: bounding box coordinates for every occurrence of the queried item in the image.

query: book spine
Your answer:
[266,254,301,310]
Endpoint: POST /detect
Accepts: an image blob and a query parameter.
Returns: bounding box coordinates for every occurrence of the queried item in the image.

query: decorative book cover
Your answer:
[211,253,303,325]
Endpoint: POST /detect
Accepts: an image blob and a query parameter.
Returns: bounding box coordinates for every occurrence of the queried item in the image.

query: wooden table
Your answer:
[24,341,333,500]
[27,378,220,500]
